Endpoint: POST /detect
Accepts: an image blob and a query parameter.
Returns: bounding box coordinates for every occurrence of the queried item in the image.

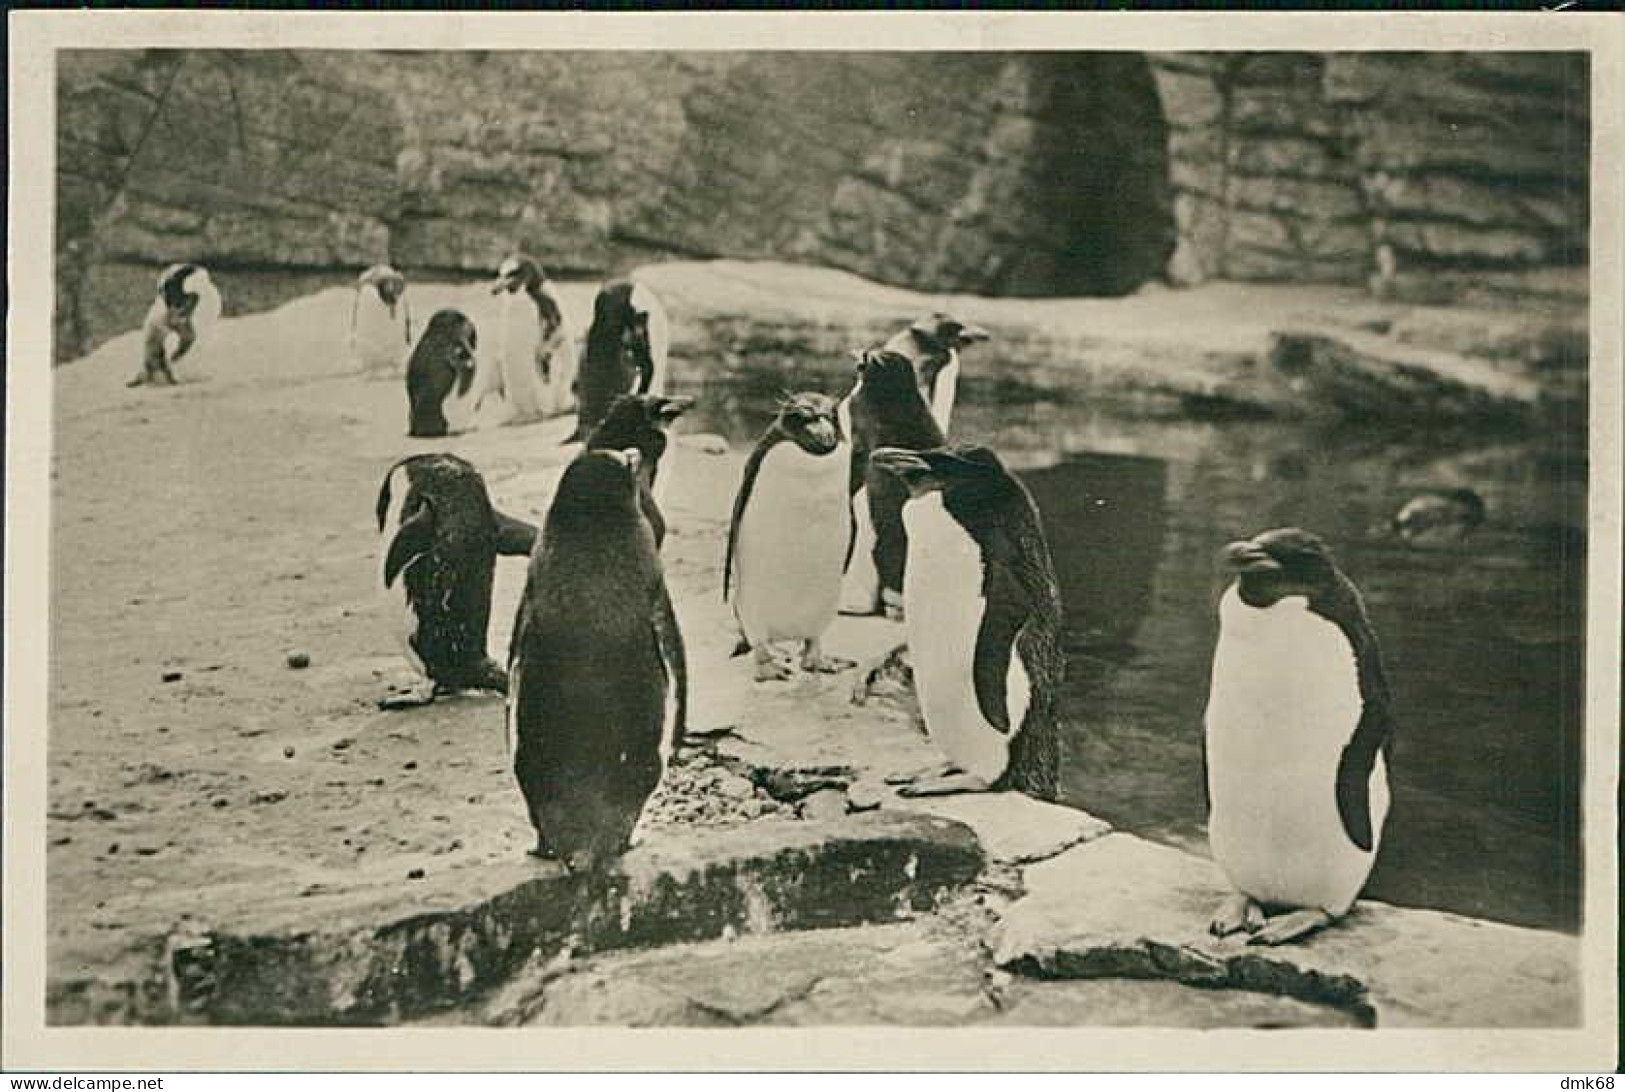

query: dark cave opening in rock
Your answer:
[998,54,1177,298]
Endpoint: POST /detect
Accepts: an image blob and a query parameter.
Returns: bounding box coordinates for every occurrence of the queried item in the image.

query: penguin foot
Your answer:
[884,761,960,787]
[800,641,855,674]
[1208,894,1266,938]
[881,590,906,623]
[897,771,991,797]
[377,681,437,710]
[851,642,911,705]
[1246,908,1335,946]
[126,374,147,388]
[752,650,794,683]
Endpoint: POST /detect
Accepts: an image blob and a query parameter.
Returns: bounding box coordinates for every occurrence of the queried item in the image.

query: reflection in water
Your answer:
[675,379,1586,933]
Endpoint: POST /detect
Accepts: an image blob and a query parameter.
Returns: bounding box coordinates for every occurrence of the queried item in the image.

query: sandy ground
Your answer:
[47,278,839,973]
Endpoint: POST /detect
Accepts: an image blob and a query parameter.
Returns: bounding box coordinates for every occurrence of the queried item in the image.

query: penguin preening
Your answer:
[861,445,1064,800]
[507,448,687,871]
[375,454,538,709]
[490,255,579,423]
[1204,528,1395,946]
[725,392,857,682]
[838,348,947,622]
[583,393,695,547]
[129,263,223,387]
[350,264,412,377]
[1391,487,1486,547]
[405,309,482,438]
[569,279,670,443]
[838,314,989,617]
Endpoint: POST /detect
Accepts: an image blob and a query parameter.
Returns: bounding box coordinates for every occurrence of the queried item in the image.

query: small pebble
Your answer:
[161,670,183,683]
[211,797,229,809]
[717,774,757,800]
[332,738,352,751]
[846,780,891,812]
[251,791,287,806]
[403,761,418,771]
[106,843,120,855]
[283,746,296,759]
[406,868,425,880]
[798,788,851,822]
[286,652,311,670]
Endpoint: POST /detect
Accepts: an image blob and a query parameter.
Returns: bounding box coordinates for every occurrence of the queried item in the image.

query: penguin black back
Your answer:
[1219,527,1396,851]
[574,280,653,441]
[406,309,478,438]
[508,449,687,871]
[584,393,695,546]
[849,349,948,606]
[159,263,202,316]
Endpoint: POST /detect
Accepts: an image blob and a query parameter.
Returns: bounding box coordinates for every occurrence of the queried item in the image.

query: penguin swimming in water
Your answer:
[568,279,671,443]
[507,447,687,871]
[349,264,412,378]
[1390,487,1486,548]
[862,445,1064,800]
[375,453,538,709]
[583,392,695,548]
[838,349,947,622]
[405,309,484,438]
[1204,527,1396,946]
[838,315,989,615]
[129,263,223,387]
[725,392,856,682]
[490,255,579,422]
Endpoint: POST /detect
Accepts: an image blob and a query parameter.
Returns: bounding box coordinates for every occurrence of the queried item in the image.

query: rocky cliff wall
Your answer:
[55,49,1588,360]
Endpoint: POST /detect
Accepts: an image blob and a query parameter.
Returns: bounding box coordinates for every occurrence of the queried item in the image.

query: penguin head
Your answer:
[548,448,645,527]
[906,312,991,354]
[870,444,1010,501]
[491,255,544,296]
[1221,527,1342,608]
[1391,488,1487,546]
[587,394,694,470]
[852,348,927,403]
[773,392,842,455]
[359,264,406,306]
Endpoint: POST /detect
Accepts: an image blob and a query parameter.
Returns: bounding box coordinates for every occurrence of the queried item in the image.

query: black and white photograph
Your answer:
[4,10,1619,1075]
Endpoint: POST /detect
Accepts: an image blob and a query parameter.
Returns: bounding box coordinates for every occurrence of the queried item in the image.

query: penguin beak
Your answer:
[955,322,991,346]
[870,447,934,483]
[654,396,696,427]
[489,278,509,295]
[1220,540,1282,574]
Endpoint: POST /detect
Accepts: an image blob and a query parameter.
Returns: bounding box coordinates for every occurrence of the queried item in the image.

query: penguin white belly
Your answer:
[631,284,670,395]
[352,292,407,374]
[497,294,545,419]
[377,465,426,679]
[734,442,850,644]
[1205,588,1386,915]
[928,352,960,433]
[536,314,579,417]
[901,494,1029,784]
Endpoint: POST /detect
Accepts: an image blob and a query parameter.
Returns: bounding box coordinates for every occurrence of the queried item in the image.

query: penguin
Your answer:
[490,254,579,422]
[583,393,695,548]
[349,264,412,378]
[128,263,223,387]
[507,447,687,871]
[568,278,671,443]
[880,312,991,434]
[838,315,990,615]
[837,349,947,622]
[1390,487,1486,547]
[405,309,484,438]
[1203,527,1396,946]
[863,445,1065,800]
[375,453,538,709]
[724,392,857,682]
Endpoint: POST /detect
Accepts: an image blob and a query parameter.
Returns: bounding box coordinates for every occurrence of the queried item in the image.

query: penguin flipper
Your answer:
[494,509,539,557]
[723,438,773,602]
[972,560,1029,734]
[383,503,436,588]
[1335,703,1395,852]
[652,584,688,758]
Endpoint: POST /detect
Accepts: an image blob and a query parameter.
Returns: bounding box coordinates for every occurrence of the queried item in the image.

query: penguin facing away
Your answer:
[507,448,687,871]
[880,312,991,434]
[375,454,538,709]
[1390,487,1486,548]
[725,392,857,682]
[865,445,1065,800]
[490,255,579,422]
[583,393,695,548]
[350,264,412,377]
[405,309,483,438]
[839,349,948,622]
[569,279,671,443]
[1204,527,1396,946]
[129,263,223,387]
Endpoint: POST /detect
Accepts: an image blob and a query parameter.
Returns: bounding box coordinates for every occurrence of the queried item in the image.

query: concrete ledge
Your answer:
[51,813,983,1026]
[991,833,1580,1029]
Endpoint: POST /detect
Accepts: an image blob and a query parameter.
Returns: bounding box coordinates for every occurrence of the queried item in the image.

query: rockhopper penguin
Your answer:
[862,445,1065,800]
[349,264,412,377]
[129,263,222,387]
[405,309,483,438]
[1204,527,1396,946]
[725,392,856,682]
[507,448,687,871]
[569,278,670,444]
[584,393,695,548]
[490,255,578,422]
[375,454,538,709]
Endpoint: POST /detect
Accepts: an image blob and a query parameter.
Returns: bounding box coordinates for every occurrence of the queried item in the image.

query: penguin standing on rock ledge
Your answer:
[725,392,855,682]
[860,445,1064,801]
[1204,528,1395,946]
[507,448,687,872]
